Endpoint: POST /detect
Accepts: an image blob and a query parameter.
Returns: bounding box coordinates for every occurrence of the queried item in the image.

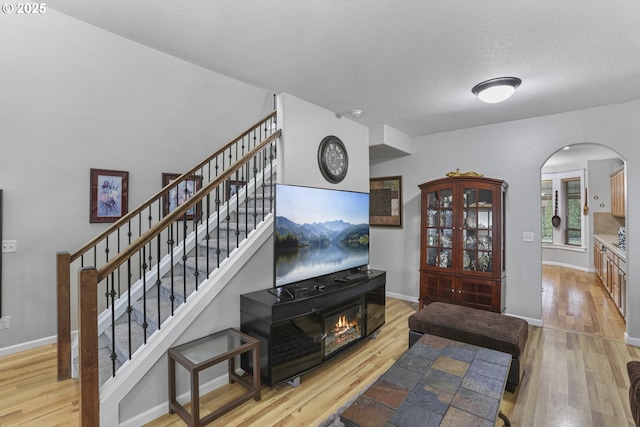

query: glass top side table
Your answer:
[168,328,261,427]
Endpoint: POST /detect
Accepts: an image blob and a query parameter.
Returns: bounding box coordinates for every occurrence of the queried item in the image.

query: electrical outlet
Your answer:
[0,316,9,330]
[522,232,534,242]
[2,240,17,252]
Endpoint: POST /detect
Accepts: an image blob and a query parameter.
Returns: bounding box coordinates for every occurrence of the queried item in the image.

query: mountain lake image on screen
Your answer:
[274,184,370,287]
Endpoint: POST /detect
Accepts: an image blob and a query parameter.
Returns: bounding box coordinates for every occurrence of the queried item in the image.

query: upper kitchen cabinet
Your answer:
[611,166,625,217]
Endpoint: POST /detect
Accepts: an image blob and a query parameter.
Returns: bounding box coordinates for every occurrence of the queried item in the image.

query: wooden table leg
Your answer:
[168,356,176,414]
[253,343,261,401]
[192,370,200,427]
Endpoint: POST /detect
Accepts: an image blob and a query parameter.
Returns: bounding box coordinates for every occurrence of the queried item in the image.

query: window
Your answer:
[540,170,585,248]
[541,180,553,244]
[564,178,582,246]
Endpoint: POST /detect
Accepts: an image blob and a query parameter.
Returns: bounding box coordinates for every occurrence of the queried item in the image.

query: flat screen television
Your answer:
[274,184,370,288]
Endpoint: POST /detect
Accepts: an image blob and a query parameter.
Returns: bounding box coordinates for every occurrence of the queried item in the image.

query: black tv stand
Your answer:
[240,270,386,387]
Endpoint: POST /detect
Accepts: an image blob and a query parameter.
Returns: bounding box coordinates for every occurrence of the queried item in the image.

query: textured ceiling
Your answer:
[46,0,640,137]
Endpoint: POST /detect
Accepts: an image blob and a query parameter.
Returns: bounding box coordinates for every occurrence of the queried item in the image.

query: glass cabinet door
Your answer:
[462,187,493,273]
[425,188,453,269]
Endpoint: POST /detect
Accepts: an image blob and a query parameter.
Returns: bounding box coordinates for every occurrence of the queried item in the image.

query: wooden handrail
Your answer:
[96,129,280,282]
[70,111,277,262]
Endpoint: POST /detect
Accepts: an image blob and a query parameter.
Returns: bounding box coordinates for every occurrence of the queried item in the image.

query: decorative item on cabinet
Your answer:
[418,175,507,313]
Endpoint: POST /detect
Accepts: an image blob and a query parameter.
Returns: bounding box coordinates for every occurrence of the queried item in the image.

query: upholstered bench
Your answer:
[408,302,528,393]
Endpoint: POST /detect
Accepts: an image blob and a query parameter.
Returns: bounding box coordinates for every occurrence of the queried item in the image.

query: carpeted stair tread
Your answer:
[103,319,146,365]
[157,274,198,305]
[98,346,122,387]
[131,294,175,335]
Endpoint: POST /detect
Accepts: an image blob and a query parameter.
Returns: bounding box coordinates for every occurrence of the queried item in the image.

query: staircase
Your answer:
[90,179,275,385]
[56,111,280,425]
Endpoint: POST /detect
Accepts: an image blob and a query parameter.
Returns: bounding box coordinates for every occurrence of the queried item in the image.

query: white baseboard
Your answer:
[504,313,543,327]
[119,373,228,427]
[385,291,417,303]
[542,261,593,273]
[0,334,58,357]
[385,291,545,327]
[626,333,640,348]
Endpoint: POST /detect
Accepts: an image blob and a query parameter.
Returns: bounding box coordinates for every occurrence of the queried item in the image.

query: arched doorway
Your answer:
[540,142,627,339]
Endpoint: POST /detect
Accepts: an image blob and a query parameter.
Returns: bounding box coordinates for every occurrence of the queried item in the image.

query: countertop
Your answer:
[594,234,626,264]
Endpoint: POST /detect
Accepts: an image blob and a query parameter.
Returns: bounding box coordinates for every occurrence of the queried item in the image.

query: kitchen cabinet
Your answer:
[594,235,626,318]
[418,176,507,313]
[594,241,605,282]
[611,167,625,217]
[607,250,626,316]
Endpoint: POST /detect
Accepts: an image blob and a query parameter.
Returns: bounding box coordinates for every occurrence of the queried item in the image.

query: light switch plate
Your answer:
[522,232,534,242]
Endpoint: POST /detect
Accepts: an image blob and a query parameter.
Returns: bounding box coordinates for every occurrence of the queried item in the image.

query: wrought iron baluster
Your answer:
[193,215,199,291]
[109,271,117,377]
[205,193,211,277]
[141,245,148,344]
[116,230,121,297]
[167,223,175,316]
[247,161,255,228]
[252,155,260,221]
[182,219,187,302]
[261,147,267,218]
[138,215,143,279]
[104,236,110,308]
[156,234,162,330]
[126,257,132,360]
[216,186,221,268]
[236,170,242,246]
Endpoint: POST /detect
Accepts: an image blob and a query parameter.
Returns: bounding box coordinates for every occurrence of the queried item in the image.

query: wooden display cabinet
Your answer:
[418,176,507,312]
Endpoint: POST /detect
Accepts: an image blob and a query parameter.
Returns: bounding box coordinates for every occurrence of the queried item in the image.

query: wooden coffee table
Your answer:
[168,328,260,427]
[341,333,511,427]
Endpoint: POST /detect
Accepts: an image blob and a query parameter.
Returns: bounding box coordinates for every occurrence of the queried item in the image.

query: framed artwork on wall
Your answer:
[162,173,202,220]
[226,179,246,200]
[90,168,129,223]
[369,175,402,227]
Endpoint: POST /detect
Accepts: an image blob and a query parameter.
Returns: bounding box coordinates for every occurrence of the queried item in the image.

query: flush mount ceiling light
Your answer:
[472,77,522,103]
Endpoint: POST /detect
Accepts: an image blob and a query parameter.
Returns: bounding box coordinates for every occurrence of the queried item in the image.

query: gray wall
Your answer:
[0,9,273,350]
[370,101,640,341]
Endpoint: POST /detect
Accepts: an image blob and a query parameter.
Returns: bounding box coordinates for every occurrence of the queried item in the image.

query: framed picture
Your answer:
[226,179,246,200]
[162,173,203,220]
[369,175,402,227]
[90,169,129,223]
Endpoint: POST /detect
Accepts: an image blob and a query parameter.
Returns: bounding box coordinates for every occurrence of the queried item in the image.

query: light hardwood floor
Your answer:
[1,265,638,426]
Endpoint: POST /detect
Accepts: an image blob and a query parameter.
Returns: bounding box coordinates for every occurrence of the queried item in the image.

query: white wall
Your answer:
[278,93,370,192]
[370,101,640,339]
[0,10,272,351]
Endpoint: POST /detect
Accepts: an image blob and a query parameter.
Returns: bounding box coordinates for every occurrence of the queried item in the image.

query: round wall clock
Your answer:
[318,135,348,183]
